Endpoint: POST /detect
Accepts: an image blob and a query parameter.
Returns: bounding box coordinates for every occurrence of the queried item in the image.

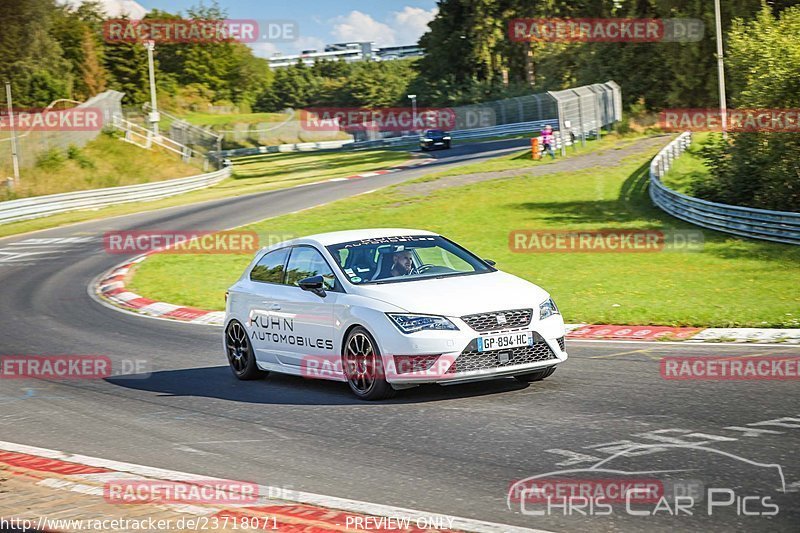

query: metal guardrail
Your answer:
[218,119,563,159]
[375,119,562,147]
[214,81,621,159]
[217,139,353,158]
[650,132,800,245]
[0,168,230,225]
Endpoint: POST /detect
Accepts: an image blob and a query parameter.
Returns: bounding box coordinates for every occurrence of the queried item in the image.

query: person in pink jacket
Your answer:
[540,125,556,159]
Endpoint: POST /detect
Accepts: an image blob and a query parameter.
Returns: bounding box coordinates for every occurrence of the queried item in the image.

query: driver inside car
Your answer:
[390,249,416,277]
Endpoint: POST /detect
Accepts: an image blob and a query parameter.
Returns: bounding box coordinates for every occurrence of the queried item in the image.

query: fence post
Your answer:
[594,93,602,140]
[557,102,567,157]
[534,94,543,121]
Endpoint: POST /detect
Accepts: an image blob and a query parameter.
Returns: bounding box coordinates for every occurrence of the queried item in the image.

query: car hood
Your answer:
[352,270,549,317]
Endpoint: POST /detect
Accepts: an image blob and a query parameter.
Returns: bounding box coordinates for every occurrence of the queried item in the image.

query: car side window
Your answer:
[285,246,337,290]
[250,248,289,283]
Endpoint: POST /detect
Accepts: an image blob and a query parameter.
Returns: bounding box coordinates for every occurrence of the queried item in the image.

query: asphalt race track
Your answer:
[0,138,798,532]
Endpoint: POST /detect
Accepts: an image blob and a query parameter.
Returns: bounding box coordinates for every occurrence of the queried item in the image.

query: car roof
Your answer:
[305,228,438,246]
[260,228,438,250]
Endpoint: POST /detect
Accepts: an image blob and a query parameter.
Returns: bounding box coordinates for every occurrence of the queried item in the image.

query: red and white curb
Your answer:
[93,157,438,325]
[0,440,550,533]
[95,265,800,343]
[92,148,799,343]
[566,323,701,341]
[95,254,225,325]
[565,323,800,343]
[688,327,800,344]
[327,157,436,182]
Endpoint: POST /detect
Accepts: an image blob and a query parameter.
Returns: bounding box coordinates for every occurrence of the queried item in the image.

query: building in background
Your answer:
[266,42,423,69]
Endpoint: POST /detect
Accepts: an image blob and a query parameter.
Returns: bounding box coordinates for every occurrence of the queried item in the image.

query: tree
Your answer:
[141,4,271,110]
[0,0,72,107]
[79,27,107,97]
[103,27,150,105]
[409,0,793,108]
[51,1,109,100]
[696,5,800,211]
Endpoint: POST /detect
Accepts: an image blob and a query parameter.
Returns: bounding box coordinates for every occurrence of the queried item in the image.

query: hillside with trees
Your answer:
[409,0,797,108]
[0,0,416,112]
[1,0,796,210]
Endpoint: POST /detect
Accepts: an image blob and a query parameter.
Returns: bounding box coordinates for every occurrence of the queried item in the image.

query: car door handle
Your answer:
[269,303,281,311]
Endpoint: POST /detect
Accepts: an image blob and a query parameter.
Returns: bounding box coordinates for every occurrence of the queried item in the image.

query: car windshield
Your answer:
[425,130,444,136]
[326,235,492,284]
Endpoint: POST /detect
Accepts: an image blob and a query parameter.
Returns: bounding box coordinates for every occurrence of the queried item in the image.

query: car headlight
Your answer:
[443,136,451,140]
[421,137,433,142]
[539,298,560,320]
[387,313,459,333]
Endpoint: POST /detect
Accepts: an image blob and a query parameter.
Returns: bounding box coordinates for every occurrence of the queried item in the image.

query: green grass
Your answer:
[230,149,411,188]
[128,136,800,327]
[0,131,199,201]
[660,132,712,194]
[159,110,352,147]
[418,132,645,181]
[178,111,292,127]
[0,148,413,239]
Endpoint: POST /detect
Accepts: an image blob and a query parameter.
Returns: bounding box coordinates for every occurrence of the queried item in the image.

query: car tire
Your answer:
[445,142,451,149]
[225,320,266,380]
[343,326,395,401]
[514,366,556,383]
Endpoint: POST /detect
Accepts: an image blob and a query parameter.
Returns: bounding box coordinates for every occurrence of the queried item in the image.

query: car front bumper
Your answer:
[420,141,448,149]
[377,314,567,385]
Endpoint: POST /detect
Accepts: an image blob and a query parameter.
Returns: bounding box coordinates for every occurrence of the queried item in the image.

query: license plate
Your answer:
[434,142,444,145]
[477,331,532,352]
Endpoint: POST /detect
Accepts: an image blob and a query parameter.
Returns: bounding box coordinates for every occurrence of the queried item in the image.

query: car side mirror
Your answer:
[298,275,327,297]
[484,259,496,266]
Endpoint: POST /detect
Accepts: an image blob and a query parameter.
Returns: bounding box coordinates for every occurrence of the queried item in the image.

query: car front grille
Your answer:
[460,308,533,332]
[446,335,557,374]
[557,336,565,351]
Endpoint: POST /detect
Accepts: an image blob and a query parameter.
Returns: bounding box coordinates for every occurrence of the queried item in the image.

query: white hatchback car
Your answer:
[224,229,567,400]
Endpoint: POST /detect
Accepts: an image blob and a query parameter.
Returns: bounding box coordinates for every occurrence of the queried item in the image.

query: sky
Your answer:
[65,0,439,56]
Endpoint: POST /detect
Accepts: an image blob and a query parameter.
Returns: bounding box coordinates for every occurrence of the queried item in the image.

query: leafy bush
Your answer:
[35,148,65,170]
[66,145,95,169]
[691,7,800,212]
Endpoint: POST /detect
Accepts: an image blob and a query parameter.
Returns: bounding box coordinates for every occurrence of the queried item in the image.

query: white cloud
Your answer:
[250,42,282,59]
[328,6,438,48]
[60,0,148,19]
[331,10,396,46]
[389,6,437,45]
[291,36,328,54]
[251,36,327,58]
